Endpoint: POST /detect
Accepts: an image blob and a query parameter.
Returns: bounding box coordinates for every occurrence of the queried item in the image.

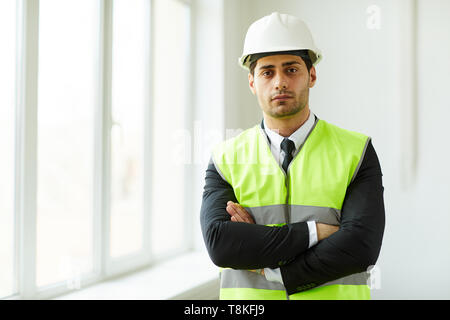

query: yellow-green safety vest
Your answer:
[212,119,371,300]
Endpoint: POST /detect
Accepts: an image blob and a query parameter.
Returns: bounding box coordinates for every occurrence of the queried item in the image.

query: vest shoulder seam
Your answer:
[350,136,372,184]
[211,155,231,185]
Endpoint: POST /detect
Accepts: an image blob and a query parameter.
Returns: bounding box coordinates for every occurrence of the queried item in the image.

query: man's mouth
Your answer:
[272,94,293,101]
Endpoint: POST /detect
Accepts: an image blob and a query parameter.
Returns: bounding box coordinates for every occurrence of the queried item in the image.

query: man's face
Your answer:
[248,54,316,119]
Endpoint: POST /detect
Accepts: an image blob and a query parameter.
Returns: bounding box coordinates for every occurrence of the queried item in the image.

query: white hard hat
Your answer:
[239,12,322,70]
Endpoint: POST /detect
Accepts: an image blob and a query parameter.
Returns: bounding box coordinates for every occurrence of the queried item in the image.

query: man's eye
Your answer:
[262,71,272,76]
[287,68,298,73]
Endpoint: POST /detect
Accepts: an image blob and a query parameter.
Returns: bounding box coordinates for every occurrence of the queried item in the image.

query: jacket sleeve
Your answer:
[200,158,311,270]
[280,140,386,295]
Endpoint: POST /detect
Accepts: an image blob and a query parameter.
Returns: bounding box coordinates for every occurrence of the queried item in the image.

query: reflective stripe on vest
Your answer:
[220,268,370,300]
[212,119,371,300]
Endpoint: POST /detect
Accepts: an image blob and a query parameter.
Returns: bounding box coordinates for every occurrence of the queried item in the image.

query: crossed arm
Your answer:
[200,163,312,270]
[227,200,339,241]
[226,200,339,277]
[200,141,385,294]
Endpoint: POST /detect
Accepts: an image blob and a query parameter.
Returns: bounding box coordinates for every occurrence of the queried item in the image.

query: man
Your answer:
[200,12,385,300]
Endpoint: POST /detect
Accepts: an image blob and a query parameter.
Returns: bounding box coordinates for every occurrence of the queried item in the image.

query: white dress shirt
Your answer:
[262,110,318,284]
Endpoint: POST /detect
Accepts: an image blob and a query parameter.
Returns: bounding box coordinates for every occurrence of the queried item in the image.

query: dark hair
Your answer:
[249,50,313,76]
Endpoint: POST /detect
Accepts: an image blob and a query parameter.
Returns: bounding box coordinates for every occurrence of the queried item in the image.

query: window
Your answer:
[110,0,147,259]
[0,0,18,299]
[35,0,100,288]
[3,0,193,299]
[151,0,191,257]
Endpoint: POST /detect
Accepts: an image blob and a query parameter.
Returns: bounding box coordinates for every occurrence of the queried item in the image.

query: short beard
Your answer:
[266,96,307,119]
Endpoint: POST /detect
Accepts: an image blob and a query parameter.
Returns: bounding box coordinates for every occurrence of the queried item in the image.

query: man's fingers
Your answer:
[226,201,238,217]
[248,269,265,276]
[227,203,246,222]
[226,201,254,224]
[233,203,255,224]
[226,204,235,216]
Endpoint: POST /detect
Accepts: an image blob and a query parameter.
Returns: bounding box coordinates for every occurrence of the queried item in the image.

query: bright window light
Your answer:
[151,0,190,256]
[36,0,100,288]
[110,0,147,258]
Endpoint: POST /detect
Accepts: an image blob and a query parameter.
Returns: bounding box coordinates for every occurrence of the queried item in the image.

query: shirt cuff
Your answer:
[264,268,283,284]
[307,220,318,248]
[265,221,317,284]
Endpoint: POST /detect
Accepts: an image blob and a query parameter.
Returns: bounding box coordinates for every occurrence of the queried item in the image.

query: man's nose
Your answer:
[274,73,288,90]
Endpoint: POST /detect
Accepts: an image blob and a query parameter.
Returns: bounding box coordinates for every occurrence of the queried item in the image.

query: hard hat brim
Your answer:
[239,48,322,71]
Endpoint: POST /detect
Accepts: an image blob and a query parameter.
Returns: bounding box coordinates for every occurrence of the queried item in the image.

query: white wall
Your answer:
[219,0,450,299]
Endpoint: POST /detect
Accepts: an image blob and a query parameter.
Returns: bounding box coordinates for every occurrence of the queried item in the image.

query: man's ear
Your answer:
[308,66,317,88]
[248,73,256,95]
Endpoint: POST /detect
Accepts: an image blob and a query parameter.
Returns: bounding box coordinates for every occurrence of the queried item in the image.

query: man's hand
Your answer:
[316,223,339,241]
[248,269,265,276]
[226,201,255,224]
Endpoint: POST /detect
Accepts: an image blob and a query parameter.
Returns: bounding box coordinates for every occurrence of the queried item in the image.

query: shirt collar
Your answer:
[263,110,316,152]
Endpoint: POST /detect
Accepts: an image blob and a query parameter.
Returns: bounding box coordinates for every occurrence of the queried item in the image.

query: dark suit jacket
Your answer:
[200,119,385,295]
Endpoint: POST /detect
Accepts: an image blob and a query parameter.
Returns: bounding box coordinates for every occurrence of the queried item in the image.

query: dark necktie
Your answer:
[280,138,295,173]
